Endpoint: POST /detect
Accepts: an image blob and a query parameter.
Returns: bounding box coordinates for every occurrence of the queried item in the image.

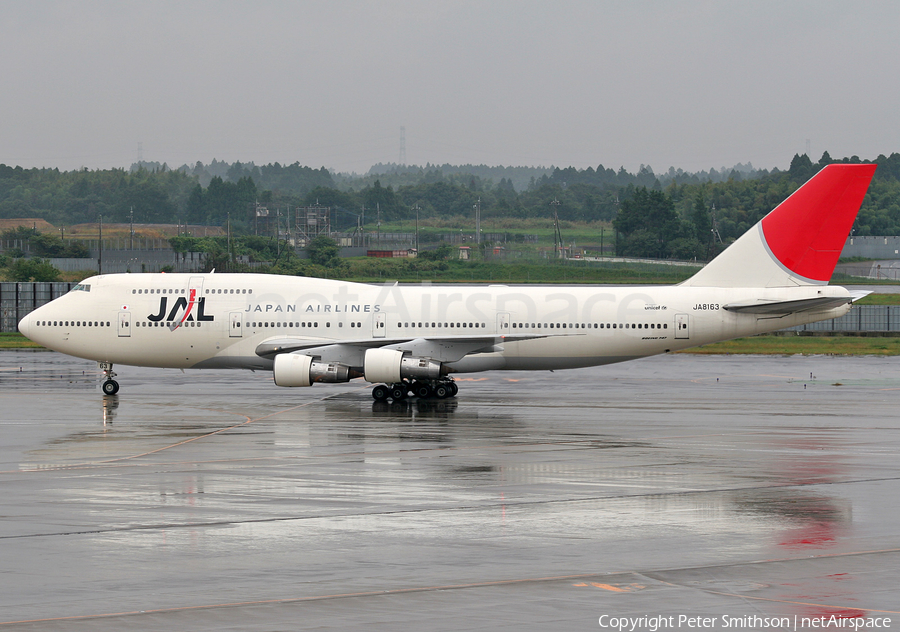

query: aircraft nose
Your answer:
[18,312,34,340]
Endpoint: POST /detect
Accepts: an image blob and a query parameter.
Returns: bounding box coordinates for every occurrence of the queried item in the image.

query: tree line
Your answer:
[3,152,900,261]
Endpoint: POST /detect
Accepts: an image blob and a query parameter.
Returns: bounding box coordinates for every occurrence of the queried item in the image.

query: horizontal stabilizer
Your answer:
[723,296,852,314]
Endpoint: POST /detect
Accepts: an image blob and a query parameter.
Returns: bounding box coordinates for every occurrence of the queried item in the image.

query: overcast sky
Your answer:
[2,1,898,175]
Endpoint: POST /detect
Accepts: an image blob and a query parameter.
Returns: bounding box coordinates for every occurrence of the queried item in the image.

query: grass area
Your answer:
[680,334,900,356]
[375,218,617,250]
[0,333,44,349]
[830,273,900,286]
[854,293,900,305]
[340,258,699,284]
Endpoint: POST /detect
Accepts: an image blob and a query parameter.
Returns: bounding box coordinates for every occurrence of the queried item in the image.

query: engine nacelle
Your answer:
[364,348,443,383]
[364,348,403,383]
[400,356,443,380]
[274,354,351,387]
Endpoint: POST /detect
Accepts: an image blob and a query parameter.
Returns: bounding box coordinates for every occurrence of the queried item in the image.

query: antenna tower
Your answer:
[551,199,564,258]
[295,204,331,247]
[399,126,406,165]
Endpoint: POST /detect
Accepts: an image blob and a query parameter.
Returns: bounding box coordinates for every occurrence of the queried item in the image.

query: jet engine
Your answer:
[363,348,443,384]
[273,353,351,387]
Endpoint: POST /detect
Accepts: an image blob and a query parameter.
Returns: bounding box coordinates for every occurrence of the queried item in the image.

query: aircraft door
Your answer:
[496,312,510,333]
[229,311,243,337]
[675,313,690,339]
[118,311,131,337]
[373,312,386,338]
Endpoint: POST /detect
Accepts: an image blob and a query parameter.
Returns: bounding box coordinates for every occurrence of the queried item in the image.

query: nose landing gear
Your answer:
[99,362,119,395]
[372,378,457,402]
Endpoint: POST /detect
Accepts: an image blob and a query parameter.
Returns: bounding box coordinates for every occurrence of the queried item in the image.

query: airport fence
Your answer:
[2,282,77,333]
[4,282,900,335]
[783,305,897,333]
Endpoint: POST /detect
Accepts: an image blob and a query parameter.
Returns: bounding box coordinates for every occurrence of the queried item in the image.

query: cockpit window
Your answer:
[71,283,91,292]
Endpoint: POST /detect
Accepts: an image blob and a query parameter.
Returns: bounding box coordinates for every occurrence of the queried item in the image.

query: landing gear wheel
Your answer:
[448,382,458,397]
[99,362,118,395]
[390,384,408,401]
[413,382,433,399]
[372,384,390,401]
[433,384,450,399]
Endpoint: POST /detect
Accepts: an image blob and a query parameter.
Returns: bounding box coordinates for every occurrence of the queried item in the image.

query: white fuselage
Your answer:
[19,273,852,374]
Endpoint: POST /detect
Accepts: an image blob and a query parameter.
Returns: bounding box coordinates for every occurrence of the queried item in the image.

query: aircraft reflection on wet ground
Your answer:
[1,350,899,630]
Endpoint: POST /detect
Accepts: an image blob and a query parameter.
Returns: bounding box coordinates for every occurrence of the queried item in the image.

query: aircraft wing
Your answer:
[255,333,563,364]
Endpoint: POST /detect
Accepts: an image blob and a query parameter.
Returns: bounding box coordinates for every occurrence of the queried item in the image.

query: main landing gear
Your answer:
[372,378,458,402]
[99,362,119,395]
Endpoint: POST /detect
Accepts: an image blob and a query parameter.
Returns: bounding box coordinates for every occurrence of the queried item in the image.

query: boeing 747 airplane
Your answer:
[18,164,876,400]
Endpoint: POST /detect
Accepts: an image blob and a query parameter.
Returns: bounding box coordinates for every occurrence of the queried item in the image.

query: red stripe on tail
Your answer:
[761,164,876,282]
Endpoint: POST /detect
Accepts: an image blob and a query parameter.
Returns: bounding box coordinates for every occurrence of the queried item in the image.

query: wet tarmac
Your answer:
[1,351,899,631]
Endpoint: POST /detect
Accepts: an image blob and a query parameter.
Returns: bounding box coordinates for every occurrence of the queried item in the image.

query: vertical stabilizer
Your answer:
[682,164,876,288]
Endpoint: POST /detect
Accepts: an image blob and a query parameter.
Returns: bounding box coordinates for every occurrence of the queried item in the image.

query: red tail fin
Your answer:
[761,164,877,282]
[683,163,876,288]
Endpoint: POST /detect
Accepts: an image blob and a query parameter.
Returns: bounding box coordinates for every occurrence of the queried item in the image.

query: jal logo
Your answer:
[148,292,214,323]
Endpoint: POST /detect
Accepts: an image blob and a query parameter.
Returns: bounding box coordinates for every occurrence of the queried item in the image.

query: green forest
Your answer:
[2,151,900,264]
